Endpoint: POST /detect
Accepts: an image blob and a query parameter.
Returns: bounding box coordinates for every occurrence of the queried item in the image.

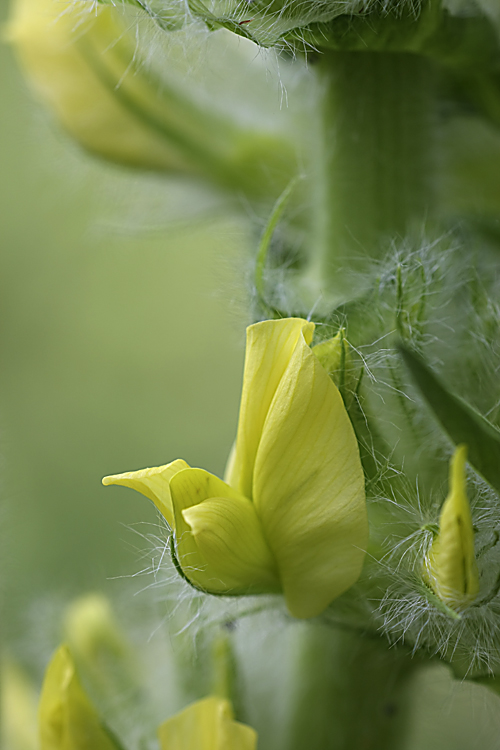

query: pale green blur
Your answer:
[0,20,247,643]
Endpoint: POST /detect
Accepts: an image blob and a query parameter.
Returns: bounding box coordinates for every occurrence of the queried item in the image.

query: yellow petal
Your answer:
[423,445,479,611]
[102,459,189,528]
[158,696,257,750]
[226,318,315,499]
[39,646,119,750]
[170,468,278,593]
[253,327,368,619]
[183,495,280,593]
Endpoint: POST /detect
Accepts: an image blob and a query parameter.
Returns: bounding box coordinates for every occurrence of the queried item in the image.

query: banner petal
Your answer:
[253,330,368,619]
[227,318,314,499]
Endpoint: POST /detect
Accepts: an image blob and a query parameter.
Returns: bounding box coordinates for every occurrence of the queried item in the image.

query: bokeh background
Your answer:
[0,3,249,650]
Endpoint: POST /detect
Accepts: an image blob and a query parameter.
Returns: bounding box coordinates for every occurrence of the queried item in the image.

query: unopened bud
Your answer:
[422,445,479,612]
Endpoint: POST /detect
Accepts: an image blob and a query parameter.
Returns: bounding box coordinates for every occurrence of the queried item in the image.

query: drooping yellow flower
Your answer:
[39,646,119,750]
[7,0,295,195]
[158,696,256,750]
[104,317,368,619]
[7,0,187,172]
[422,444,479,612]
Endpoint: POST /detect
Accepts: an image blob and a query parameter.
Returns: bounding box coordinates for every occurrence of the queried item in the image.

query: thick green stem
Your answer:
[310,52,437,300]
[284,623,419,750]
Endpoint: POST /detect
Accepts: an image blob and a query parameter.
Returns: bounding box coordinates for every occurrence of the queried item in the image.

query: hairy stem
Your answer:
[310,51,437,301]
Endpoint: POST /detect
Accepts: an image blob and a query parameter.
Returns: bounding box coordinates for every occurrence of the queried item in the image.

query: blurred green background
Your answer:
[0,12,249,644]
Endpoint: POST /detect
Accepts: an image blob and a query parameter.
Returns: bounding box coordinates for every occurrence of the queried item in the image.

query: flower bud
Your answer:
[422,445,479,612]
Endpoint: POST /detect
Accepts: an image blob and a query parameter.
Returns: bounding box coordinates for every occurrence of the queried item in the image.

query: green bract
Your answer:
[94,0,500,64]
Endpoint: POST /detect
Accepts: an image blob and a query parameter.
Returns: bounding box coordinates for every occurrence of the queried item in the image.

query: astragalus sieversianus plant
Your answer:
[7,0,500,747]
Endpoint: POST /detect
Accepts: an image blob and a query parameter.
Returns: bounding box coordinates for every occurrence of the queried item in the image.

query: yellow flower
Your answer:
[7,0,295,194]
[104,317,368,619]
[158,696,256,750]
[39,646,119,750]
[38,646,256,750]
[7,0,187,172]
[422,444,479,612]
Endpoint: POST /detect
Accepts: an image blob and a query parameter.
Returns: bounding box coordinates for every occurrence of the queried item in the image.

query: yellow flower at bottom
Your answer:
[38,646,256,750]
[158,696,256,750]
[39,646,119,750]
[422,445,479,612]
[104,318,368,619]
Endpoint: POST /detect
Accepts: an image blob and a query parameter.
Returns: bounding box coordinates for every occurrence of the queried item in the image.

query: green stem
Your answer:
[284,623,419,750]
[310,52,437,300]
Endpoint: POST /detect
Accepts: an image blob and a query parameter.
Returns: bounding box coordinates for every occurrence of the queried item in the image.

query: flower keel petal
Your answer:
[170,468,266,594]
[183,496,280,593]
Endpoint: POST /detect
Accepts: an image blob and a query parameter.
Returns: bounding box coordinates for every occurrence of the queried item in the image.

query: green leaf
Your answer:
[399,344,500,494]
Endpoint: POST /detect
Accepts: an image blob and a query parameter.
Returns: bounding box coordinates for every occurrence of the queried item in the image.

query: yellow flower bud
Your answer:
[422,445,479,612]
[104,317,368,619]
[39,646,120,750]
[158,696,256,750]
